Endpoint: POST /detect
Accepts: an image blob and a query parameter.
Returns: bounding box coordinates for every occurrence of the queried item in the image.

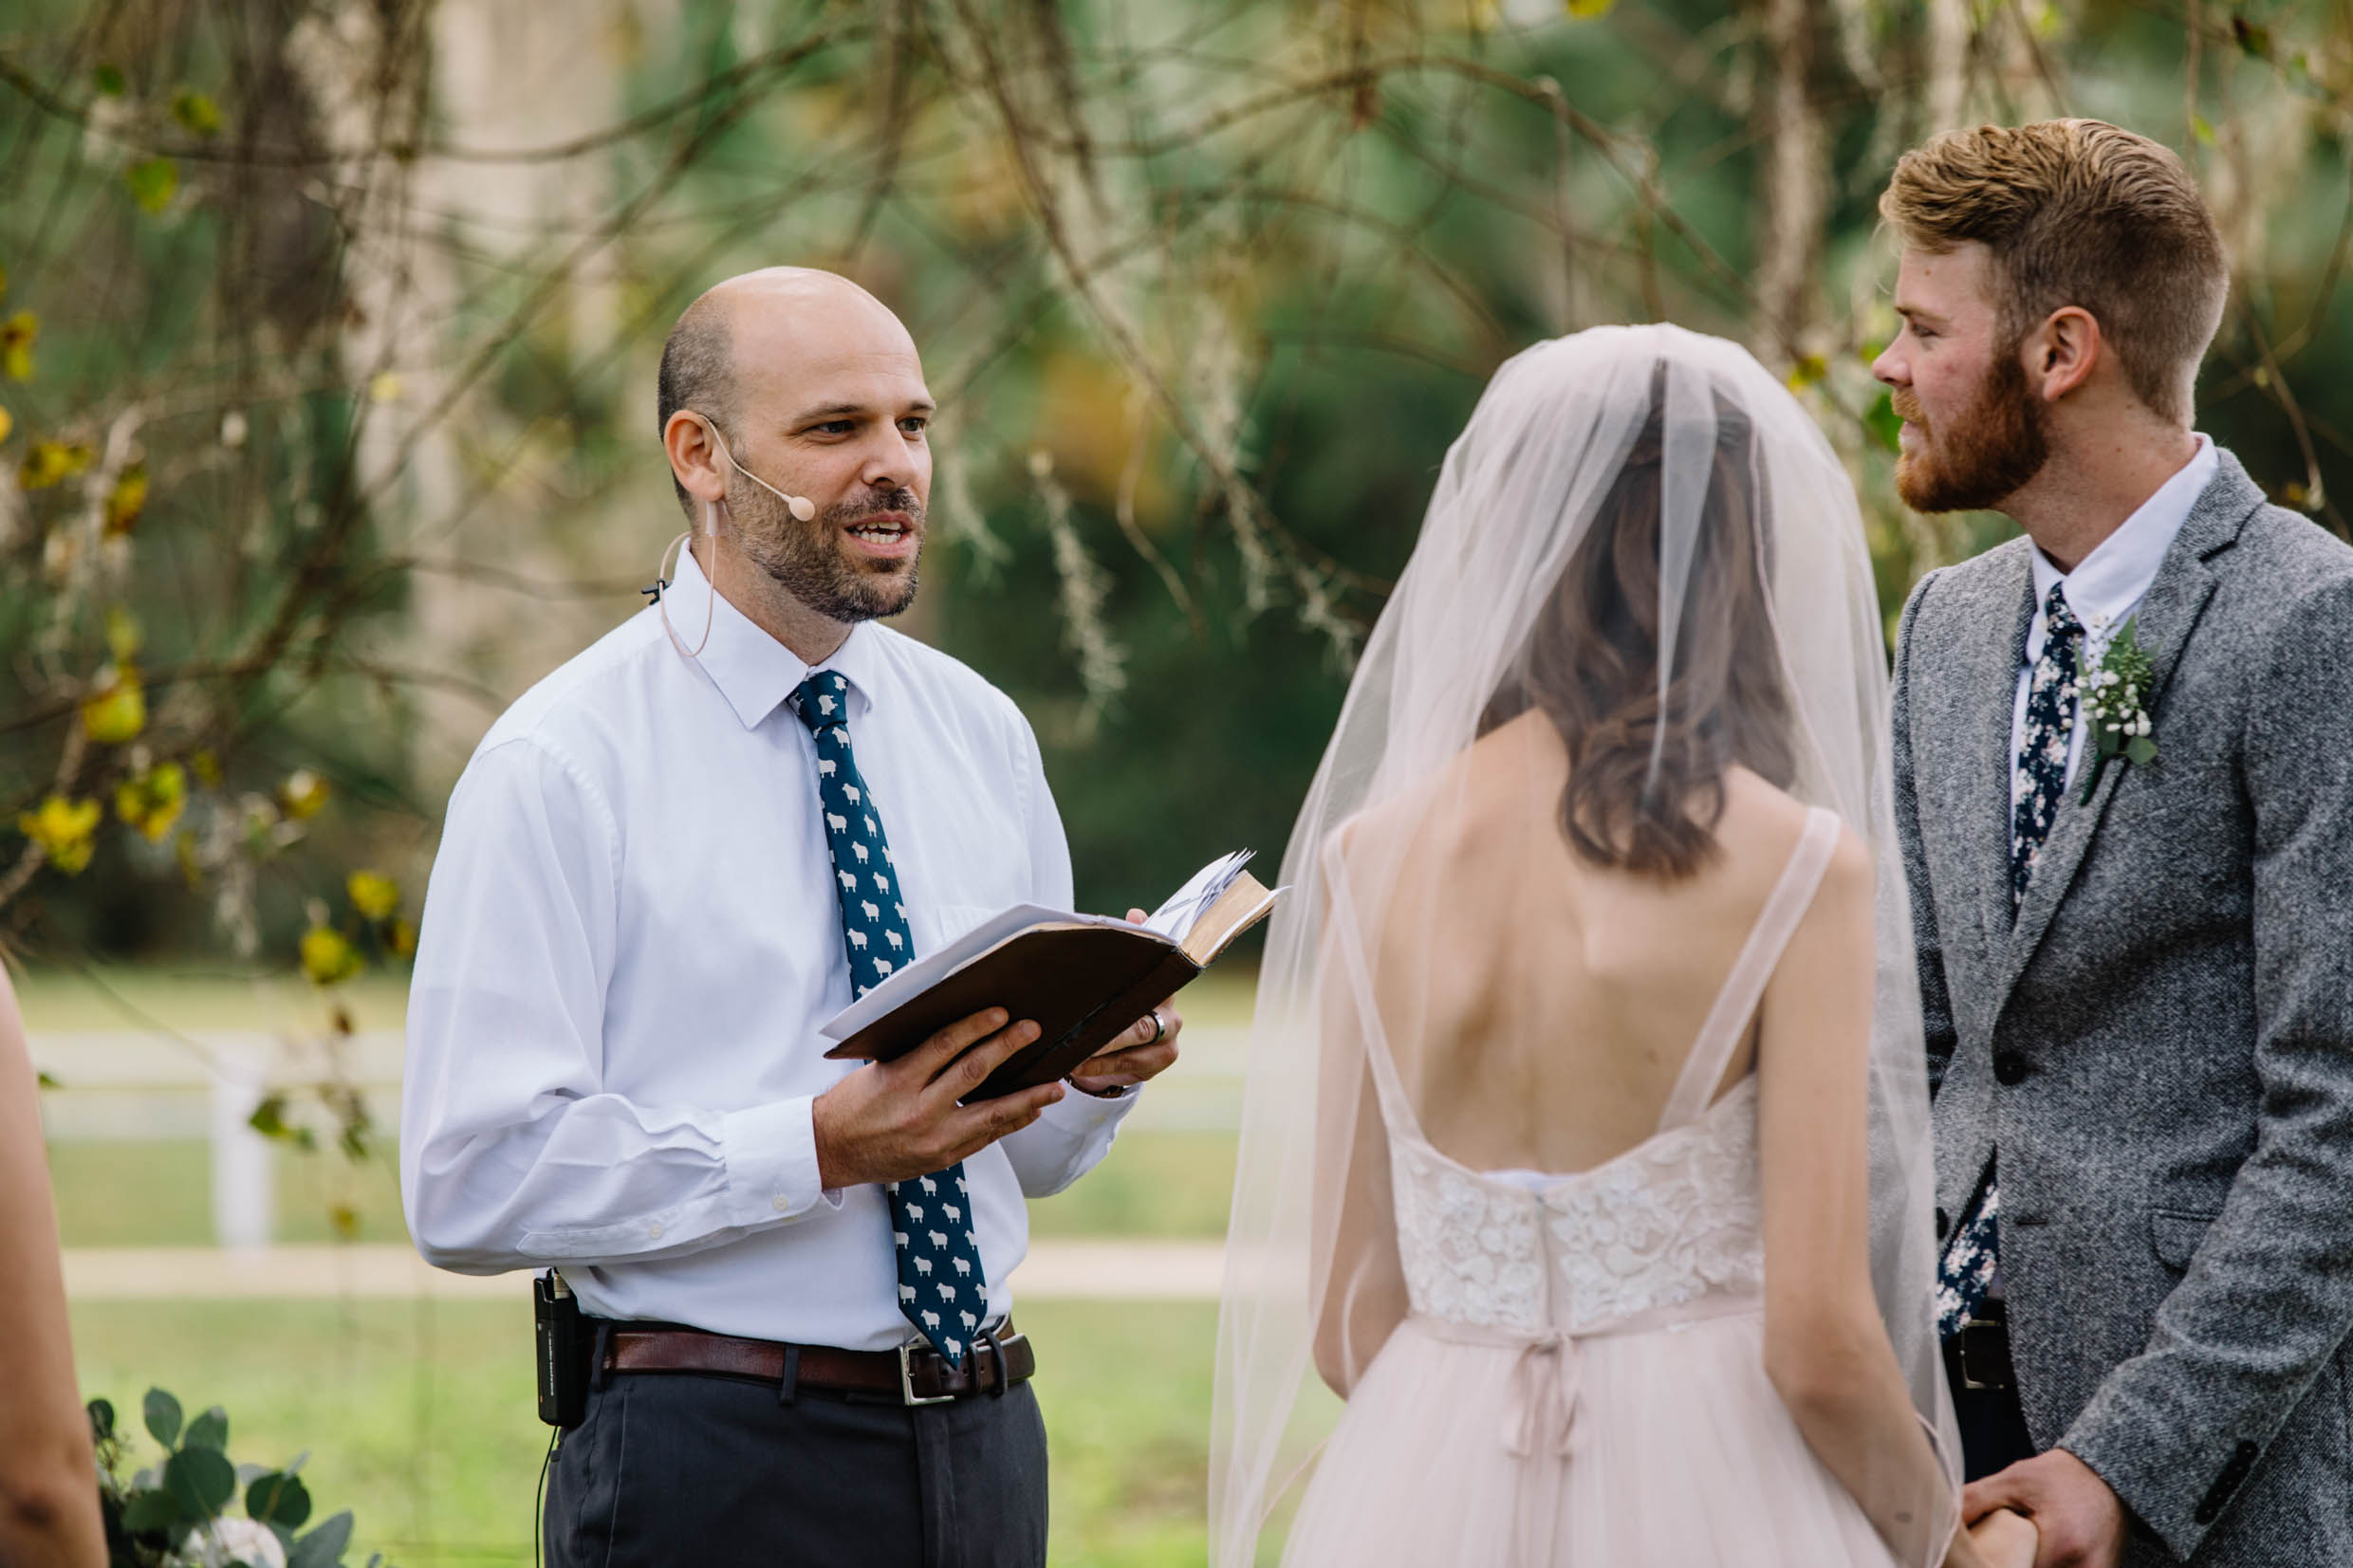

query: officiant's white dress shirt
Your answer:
[400,549,1138,1350]
[2011,434,2216,798]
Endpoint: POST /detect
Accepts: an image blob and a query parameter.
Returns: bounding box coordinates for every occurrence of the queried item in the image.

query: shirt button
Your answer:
[1993,1052,2029,1086]
[771,1195,791,1212]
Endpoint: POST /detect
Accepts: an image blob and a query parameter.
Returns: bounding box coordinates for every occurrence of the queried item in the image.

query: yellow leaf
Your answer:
[114,761,187,843]
[368,371,402,404]
[80,667,145,746]
[388,918,417,959]
[104,605,141,661]
[18,439,92,490]
[346,869,400,923]
[125,157,178,214]
[104,467,148,536]
[281,768,330,820]
[1785,354,1829,391]
[1,310,37,382]
[18,794,102,875]
[0,407,11,445]
[171,88,223,137]
[1565,0,1616,17]
[300,924,363,987]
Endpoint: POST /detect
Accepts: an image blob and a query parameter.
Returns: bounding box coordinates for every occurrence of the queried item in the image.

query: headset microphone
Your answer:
[704,423,817,521]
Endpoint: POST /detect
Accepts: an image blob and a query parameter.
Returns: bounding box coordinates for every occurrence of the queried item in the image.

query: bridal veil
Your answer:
[1208,324,1959,1564]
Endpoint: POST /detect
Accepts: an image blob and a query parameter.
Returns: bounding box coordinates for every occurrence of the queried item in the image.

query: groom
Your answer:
[1881,121,2353,1567]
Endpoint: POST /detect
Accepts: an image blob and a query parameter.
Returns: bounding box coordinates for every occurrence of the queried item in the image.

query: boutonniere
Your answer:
[2079,617,2158,802]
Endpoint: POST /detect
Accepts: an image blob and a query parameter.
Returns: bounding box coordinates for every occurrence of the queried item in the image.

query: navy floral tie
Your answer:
[1937,581,2082,1337]
[2010,581,2083,908]
[792,671,987,1367]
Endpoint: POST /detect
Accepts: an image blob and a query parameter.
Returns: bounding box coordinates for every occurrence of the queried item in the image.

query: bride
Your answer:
[1209,326,2033,1568]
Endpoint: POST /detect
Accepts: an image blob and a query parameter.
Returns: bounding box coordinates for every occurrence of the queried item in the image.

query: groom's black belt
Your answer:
[602,1320,1034,1406]
[1943,1299,2017,1393]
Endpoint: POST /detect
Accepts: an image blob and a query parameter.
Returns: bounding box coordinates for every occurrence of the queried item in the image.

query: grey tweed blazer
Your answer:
[1892,449,2353,1566]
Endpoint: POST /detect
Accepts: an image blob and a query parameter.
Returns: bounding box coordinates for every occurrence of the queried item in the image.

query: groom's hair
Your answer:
[1880,120,2226,425]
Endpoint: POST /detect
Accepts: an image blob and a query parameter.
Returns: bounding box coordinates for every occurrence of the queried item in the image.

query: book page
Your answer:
[1179,871,1284,967]
[1143,851,1257,942]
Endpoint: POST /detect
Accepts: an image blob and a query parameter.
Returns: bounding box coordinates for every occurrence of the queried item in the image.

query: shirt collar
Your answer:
[2029,434,2216,647]
[666,548,880,729]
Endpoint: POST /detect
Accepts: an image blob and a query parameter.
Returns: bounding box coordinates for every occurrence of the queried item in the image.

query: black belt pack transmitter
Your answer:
[535,1270,591,1428]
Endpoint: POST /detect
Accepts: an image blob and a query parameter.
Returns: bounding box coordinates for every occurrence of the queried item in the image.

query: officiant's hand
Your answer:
[813,1007,1065,1188]
[1066,909,1185,1096]
[1963,1448,2124,1568]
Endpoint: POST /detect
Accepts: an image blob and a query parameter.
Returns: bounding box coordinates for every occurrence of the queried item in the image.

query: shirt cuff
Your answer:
[1041,1078,1139,1134]
[721,1096,842,1225]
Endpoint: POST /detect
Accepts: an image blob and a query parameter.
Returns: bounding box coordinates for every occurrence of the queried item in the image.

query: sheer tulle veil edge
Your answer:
[1207,323,1959,1566]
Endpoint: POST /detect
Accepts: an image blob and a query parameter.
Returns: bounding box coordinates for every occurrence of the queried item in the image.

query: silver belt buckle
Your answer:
[898,1340,957,1407]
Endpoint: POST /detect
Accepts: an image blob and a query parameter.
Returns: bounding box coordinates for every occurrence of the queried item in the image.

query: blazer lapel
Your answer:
[1963,553,2036,970]
[1992,453,2265,1005]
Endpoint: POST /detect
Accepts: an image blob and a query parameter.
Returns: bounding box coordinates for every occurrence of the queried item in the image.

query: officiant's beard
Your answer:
[1893,347,2050,513]
[732,482,925,623]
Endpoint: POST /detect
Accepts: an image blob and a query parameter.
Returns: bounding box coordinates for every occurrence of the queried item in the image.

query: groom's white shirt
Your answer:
[2010,433,2216,801]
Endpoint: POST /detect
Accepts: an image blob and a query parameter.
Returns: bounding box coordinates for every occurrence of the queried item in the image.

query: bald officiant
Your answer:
[398,267,1184,1567]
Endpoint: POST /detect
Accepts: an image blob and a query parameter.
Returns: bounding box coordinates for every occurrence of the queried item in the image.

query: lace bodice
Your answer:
[1366,807,1838,1345]
[1386,1077,1764,1337]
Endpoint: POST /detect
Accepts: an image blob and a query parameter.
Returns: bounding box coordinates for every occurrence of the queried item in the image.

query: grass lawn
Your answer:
[71,1298,1229,1568]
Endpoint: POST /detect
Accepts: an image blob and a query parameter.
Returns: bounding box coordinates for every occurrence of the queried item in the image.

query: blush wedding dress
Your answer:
[1278,807,1899,1568]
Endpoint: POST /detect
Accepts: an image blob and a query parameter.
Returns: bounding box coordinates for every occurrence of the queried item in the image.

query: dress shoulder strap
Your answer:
[1656,805,1844,1134]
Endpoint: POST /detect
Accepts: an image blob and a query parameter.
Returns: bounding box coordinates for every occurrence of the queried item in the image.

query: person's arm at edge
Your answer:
[0,965,108,1568]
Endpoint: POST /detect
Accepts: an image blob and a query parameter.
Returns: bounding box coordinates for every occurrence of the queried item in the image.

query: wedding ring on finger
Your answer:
[1142,1008,1167,1046]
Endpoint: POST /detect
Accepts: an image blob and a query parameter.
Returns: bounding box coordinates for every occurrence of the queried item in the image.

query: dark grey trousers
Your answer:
[543,1369,1049,1568]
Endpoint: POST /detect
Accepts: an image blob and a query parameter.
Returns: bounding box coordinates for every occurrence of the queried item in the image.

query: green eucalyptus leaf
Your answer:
[165,1445,237,1518]
[120,1485,183,1533]
[144,1388,183,1449]
[289,1509,354,1568]
[184,1406,230,1450]
[248,1470,314,1529]
[2126,736,2158,766]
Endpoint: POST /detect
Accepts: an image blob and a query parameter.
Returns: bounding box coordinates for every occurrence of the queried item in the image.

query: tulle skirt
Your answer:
[1281,1308,1899,1568]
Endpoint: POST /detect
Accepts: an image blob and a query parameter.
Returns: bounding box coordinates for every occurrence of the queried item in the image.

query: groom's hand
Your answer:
[1065,909,1185,1096]
[1963,1448,2125,1568]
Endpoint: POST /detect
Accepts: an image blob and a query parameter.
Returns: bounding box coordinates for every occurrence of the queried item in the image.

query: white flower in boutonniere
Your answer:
[2078,617,2158,802]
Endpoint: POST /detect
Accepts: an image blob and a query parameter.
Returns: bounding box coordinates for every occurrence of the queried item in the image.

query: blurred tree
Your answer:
[3,0,2350,984]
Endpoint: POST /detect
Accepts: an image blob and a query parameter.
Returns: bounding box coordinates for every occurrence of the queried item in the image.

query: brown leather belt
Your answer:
[602,1321,1034,1407]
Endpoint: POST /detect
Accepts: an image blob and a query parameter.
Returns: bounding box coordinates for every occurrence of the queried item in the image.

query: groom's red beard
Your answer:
[1893,346,2052,512]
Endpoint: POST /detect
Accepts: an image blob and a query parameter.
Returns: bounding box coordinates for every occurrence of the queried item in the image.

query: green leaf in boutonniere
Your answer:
[2079,617,2158,802]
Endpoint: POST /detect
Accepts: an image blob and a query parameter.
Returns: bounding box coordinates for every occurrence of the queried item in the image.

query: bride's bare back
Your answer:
[1363,710,1822,1174]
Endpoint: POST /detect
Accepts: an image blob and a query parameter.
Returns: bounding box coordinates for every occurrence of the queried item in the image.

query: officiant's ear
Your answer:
[2024,305,2103,403]
[664,410,732,510]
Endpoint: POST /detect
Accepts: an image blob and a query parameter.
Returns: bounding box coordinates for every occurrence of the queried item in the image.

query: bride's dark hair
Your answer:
[1480,381,1796,877]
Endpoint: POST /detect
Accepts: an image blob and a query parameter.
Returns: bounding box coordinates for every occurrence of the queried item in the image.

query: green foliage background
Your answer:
[4,0,2351,959]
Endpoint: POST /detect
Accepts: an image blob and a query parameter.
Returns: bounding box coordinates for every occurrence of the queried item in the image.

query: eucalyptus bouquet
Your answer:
[89,1391,385,1568]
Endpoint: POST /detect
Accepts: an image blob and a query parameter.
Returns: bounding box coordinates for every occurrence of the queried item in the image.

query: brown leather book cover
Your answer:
[823,925,1203,1100]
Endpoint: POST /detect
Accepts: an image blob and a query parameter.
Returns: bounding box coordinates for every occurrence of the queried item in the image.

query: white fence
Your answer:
[32,1026,1251,1250]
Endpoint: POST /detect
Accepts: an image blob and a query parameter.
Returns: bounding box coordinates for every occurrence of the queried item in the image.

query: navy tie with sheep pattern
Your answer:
[792,670,986,1367]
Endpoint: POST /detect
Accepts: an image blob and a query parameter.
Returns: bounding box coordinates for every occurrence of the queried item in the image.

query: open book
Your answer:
[820,852,1283,1100]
